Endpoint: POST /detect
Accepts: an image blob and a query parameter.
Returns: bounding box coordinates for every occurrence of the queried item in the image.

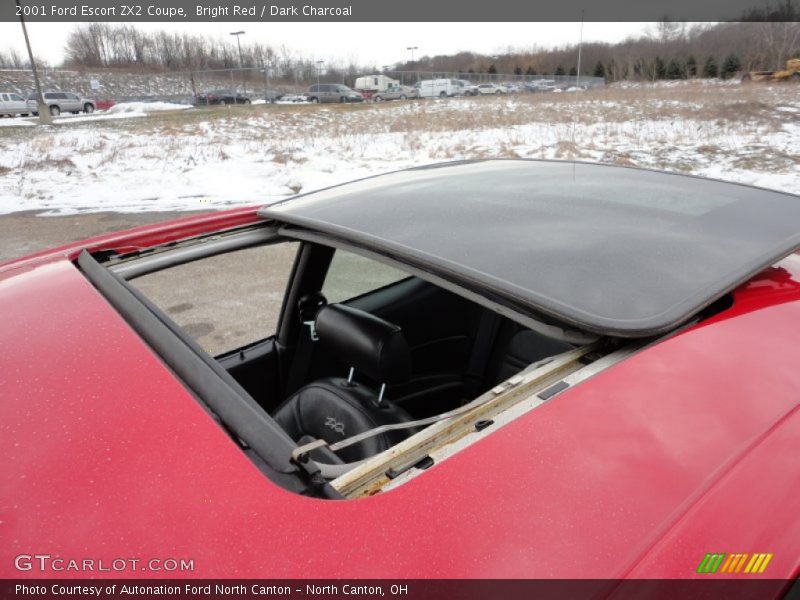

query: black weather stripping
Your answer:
[76,249,340,499]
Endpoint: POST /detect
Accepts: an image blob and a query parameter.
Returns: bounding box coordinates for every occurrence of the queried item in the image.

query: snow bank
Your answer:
[0,118,35,127]
[105,101,192,114]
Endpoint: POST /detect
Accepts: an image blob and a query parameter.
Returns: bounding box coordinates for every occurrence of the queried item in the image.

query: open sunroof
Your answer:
[259,160,800,337]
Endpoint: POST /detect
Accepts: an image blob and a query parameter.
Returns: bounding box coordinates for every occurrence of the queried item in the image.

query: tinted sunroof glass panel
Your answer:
[261,161,800,336]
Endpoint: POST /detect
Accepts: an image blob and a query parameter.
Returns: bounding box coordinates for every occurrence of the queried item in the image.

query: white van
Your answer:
[0,92,31,117]
[417,79,463,99]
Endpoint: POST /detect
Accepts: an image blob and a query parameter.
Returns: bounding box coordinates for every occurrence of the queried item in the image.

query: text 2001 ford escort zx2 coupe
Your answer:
[2,160,800,587]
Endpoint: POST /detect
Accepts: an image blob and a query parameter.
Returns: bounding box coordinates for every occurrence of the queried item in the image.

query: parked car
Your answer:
[3,160,800,583]
[262,89,284,103]
[26,91,96,116]
[477,83,508,95]
[525,79,557,93]
[417,78,464,98]
[0,91,31,117]
[276,93,310,103]
[458,80,479,96]
[306,84,364,104]
[501,82,523,93]
[95,98,116,111]
[195,90,251,106]
[371,84,417,102]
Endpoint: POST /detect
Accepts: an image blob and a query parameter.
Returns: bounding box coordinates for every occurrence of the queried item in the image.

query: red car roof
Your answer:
[1,213,800,581]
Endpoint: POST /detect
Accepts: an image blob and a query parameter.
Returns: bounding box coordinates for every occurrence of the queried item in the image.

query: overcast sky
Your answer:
[0,22,652,66]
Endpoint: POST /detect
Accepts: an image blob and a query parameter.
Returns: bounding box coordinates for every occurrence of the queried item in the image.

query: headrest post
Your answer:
[347,367,355,384]
[377,383,386,406]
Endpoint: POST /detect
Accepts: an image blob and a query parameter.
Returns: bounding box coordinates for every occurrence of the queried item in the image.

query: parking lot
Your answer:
[0,210,204,262]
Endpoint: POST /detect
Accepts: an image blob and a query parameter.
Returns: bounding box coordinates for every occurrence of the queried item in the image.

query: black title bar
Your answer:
[1,0,790,22]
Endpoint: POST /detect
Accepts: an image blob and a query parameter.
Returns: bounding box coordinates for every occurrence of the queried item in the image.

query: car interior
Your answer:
[209,239,576,465]
[89,229,593,495]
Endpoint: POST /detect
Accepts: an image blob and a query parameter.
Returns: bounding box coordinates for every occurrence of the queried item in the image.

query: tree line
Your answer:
[0,23,364,83]
[0,6,798,81]
[408,20,798,82]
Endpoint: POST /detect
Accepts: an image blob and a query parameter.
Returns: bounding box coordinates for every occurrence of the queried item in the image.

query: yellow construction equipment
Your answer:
[742,58,800,82]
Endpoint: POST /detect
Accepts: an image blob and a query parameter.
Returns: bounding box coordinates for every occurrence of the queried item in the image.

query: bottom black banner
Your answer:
[2,579,798,600]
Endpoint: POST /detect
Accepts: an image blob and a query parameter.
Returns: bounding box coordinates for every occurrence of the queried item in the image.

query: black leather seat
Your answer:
[272,304,417,463]
[486,321,574,386]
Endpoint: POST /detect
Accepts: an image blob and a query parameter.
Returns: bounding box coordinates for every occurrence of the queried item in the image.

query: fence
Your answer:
[0,67,606,104]
[190,68,606,101]
[374,70,605,89]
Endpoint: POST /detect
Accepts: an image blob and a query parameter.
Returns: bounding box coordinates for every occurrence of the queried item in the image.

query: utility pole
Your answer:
[316,60,324,88]
[16,0,50,124]
[230,30,246,96]
[264,58,272,104]
[576,11,584,90]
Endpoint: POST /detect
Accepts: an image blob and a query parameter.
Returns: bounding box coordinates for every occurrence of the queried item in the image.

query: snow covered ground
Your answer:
[0,82,797,215]
[105,101,193,115]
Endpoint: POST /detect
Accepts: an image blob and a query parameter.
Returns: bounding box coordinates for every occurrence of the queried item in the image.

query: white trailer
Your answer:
[354,74,400,94]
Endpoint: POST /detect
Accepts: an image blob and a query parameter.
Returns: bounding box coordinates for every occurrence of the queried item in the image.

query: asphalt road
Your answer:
[0,211,400,357]
[0,211,207,264]
[0,211,294,355]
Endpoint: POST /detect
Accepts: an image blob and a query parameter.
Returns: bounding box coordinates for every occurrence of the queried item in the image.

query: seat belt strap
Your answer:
[284,293,326,397]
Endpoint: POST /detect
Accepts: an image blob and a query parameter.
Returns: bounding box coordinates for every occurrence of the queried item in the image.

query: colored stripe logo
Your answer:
[697,553,773,574]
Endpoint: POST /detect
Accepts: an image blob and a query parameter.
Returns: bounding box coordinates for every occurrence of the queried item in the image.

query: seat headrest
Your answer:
[315,304,411,385]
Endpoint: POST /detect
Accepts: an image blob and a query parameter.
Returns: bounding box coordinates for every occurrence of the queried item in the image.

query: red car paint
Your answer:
[1,209,799,582]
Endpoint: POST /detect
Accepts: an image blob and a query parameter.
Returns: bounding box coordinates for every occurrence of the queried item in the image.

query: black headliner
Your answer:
[259,160,800,337]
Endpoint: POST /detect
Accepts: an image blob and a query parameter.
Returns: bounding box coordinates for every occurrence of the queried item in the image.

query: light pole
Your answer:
[16,0,50,124]
[316,60,324,88]
[407,46,418,84]
[575,11,584,90]
[230,30,246,96]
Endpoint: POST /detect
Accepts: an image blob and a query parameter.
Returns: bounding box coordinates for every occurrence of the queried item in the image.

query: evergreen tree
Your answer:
[593,61,605,78]
[488,64,497,74]
[525,65,536,76]
[569,66,577,76]
[468,68,475,74]
[666,58,685,79]
[721,53,741,79]
[703,56,719,78]
[555,65,565,76]
[654,56,667,79]
[686,55,697,77]
[514,65,522,75]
